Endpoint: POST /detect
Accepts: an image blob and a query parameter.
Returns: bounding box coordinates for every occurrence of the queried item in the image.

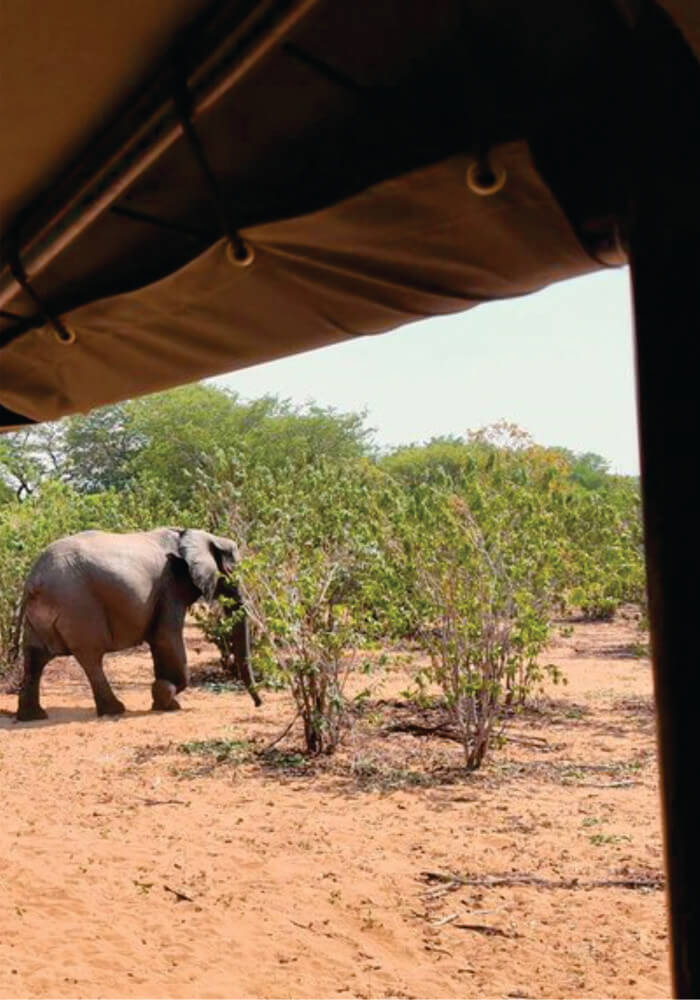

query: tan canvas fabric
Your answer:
[0,142,602,424]
[0,0,209,224]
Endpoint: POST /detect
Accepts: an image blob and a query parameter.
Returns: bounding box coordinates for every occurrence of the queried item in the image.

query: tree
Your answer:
[380,436,475,486]
[552,447,612,491]
[0,424,66,499]
[63,403,142,492]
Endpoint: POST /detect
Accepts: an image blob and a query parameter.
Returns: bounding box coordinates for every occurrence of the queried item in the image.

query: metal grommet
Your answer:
[54,321,77,345]
[226,238,255,268]
[466,160,507,196]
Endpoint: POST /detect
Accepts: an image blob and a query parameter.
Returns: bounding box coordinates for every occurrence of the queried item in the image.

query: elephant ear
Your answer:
[178,530,220,601]
[210,534,239,576]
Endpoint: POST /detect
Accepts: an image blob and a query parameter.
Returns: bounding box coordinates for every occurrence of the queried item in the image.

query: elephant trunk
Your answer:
[225,585,261,708]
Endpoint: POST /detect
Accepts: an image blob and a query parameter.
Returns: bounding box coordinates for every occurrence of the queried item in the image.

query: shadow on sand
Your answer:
[0,704,178,730]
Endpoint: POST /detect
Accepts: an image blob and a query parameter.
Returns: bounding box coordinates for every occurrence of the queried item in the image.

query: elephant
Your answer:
[15,527,261,721]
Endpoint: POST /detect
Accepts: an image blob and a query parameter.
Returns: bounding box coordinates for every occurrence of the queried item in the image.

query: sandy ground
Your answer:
[0,612,668,999]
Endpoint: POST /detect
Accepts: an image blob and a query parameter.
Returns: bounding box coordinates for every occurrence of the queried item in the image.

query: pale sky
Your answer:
[215,267,639,475]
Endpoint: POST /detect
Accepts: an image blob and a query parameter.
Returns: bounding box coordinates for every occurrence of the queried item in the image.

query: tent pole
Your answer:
[628,23,700,991]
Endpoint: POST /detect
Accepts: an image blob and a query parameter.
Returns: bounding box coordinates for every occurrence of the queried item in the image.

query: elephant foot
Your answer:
[96,698,126,717]
[16,705,48,722]
[154,697,181,712]
[151,679,180,712]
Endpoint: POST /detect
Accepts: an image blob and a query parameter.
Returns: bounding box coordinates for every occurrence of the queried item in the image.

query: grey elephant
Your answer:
[16,527,260,721]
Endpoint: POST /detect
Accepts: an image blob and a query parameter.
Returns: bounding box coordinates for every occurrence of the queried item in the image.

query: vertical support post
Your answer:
[628,8,700,997]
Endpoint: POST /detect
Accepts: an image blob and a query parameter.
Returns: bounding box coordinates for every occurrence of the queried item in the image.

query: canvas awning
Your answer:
[1,3,700,996]
[3,0,695,427]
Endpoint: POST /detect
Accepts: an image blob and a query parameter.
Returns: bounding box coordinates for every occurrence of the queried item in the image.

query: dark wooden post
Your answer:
[628,8,700,996]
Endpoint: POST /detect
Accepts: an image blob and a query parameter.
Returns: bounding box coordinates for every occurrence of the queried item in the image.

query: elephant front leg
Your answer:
[151,678,181,711]
[149,634,188,712]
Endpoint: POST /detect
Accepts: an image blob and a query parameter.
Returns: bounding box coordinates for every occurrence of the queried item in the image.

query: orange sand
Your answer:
[0,613,669,998]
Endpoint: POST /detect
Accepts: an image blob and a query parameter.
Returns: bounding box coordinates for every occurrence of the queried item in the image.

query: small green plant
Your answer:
[178,738,252,763]
[351,758,433,790]
[261,750,310,770]
[193,678,242,694]
[589,833,632,847]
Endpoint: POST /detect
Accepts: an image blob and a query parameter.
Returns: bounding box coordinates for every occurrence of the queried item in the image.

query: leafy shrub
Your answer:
[395,480,560,770]
[197,457,393,754]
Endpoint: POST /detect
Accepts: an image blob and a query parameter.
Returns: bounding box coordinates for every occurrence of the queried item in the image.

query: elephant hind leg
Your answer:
[16,646,51,721]
[74,652,125,717]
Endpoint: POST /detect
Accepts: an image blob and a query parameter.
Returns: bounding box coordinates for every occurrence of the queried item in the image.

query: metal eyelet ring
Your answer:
[466,160,507,196]
[54,321,77,345]
[226,238,255,268]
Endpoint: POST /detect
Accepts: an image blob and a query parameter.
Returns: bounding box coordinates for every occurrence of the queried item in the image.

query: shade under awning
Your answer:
[0,0,697,428]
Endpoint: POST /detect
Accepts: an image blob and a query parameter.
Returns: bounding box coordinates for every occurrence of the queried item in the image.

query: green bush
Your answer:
[390,476,561,770]
[0,394,646,772]
[196,457,394,753]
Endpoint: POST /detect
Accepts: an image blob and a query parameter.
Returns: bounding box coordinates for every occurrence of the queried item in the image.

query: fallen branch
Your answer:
[564,780,640,789]
[431,912,459,927]
[423,944,453,957]
[384,721,457,741]
[420,870,664,891]
[261,710,302,754]
[502,734,551,750]
[138,797,189,807]
[423,884,461,900]
[384,722,551,751]
[164,884,194,902]
[454,923,513,937]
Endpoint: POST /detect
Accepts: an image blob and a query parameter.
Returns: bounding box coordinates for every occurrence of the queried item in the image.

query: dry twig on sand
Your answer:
[423,944,453,957]
[454,923,513,937]
[138,797,189,807]
[431,912,460,926]
[164,884,194,902]
[261,710,302,753]
[384,721,552,752]
[420,870,664,891]
[565,780,640,789]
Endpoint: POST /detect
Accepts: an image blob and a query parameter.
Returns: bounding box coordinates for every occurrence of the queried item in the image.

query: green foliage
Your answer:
[197,457,394,754]
[391,479,559,770]
[555,478,645,618]
[125,385,373,508]
[380,435,478,486]
[62,403,141,493]
[178,738,252,763]
[0,424,65,499]
[0,388,645,775]
[381,423,645,622]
